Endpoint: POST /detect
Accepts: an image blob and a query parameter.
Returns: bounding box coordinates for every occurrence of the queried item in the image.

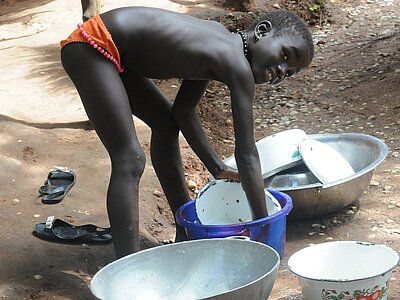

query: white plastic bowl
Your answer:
[288,241,400,300]
[224,129,306,179]
[195,179,281,225]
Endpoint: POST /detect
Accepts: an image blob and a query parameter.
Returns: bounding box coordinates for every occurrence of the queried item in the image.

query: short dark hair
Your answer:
[249,10,314,59]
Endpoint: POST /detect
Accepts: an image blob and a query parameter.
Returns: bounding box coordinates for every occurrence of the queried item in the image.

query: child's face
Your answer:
[249,33,312,85]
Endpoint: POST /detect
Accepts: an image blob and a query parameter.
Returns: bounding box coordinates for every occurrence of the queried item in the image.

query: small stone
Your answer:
[383,185,392,191]
[371,226,379,232]
[369,180,379,186]
[33,275,42,280]
[308,232,317,236]
[153,190,162,197]
[387,219,395,224]
[33,214,40,218]
[311,223,321,228]
[187,180,197,190]
[346,210,355,215]
[272,3,281,9]
[12,199,20,203]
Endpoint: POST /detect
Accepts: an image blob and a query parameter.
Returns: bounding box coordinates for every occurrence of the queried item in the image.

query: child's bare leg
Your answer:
[120,72,190,241]
[61,44,144,258]
[150,132,189,242]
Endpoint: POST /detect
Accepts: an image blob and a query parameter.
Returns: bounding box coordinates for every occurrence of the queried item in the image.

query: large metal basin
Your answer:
[264,133,388,219]
[90,238,280,300]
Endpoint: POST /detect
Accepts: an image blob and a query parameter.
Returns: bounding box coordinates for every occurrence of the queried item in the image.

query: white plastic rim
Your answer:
[299,139,355,184]
[224,129,306,179]
[288,241,400,282]
[195,179,281,225]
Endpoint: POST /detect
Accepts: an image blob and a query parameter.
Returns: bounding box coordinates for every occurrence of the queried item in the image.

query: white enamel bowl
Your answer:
[195,179,281,225]
[288,241,399,300]
[224,129,306,179]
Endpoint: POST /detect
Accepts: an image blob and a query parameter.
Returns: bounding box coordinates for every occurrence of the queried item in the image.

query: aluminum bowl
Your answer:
[264,133,388,219]
[90,238,280,300]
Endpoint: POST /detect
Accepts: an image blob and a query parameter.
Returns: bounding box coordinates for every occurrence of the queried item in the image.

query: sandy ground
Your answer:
[0,0,399,299]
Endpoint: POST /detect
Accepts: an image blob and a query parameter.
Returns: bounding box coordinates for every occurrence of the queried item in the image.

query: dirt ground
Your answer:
[0,0,399,299]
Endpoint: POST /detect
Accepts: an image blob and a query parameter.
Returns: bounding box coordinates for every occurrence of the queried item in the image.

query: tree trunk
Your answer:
[81,0,102,22]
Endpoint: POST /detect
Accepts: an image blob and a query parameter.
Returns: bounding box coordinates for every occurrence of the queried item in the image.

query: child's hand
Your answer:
[214,165,240,181]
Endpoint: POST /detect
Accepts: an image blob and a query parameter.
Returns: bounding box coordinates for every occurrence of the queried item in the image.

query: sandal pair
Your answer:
[39,167,76,204]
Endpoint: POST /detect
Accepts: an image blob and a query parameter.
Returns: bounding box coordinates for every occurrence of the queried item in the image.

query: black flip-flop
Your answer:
[33,216,112,244]
[40,169,76,204]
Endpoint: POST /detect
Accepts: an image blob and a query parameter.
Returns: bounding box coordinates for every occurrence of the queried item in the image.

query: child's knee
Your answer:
[112,151,146,179]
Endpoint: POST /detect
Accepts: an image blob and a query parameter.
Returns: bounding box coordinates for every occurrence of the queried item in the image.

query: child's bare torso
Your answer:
[101,7,243,81]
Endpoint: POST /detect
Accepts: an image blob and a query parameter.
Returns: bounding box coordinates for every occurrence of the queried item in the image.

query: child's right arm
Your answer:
[171,80,240,181]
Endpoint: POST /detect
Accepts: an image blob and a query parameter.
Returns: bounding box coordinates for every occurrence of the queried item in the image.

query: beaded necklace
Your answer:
[237,31,249,58]
[77,23,124,73]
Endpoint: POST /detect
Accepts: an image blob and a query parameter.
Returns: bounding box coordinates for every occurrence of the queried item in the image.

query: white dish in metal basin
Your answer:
[224,129,306,179]
[299,139,355,184]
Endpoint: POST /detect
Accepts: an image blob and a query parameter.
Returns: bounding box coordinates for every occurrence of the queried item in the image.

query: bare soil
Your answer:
[0,0,399,299]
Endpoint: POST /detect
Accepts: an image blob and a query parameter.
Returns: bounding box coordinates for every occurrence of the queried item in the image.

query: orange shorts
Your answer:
[60,15,123,72]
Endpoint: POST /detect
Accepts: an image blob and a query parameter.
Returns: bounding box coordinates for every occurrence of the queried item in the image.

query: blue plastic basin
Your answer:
[176,190,293,257]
